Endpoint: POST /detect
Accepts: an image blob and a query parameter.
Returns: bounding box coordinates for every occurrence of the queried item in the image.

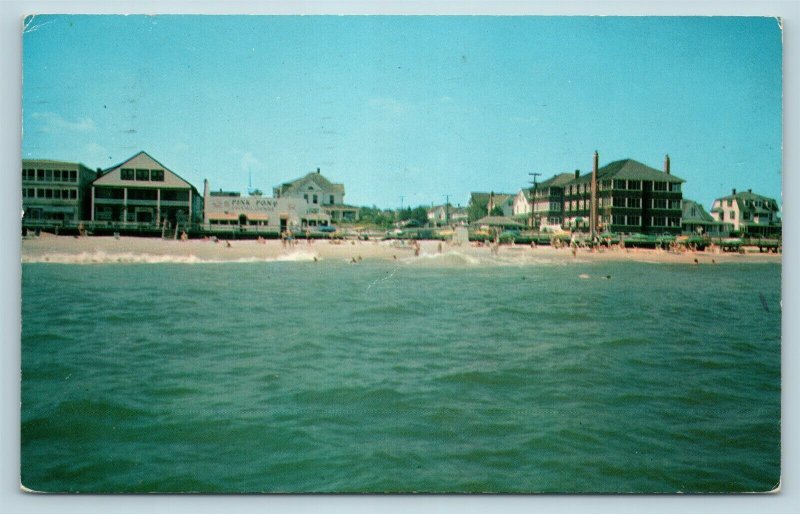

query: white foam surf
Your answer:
[21,250,321,265]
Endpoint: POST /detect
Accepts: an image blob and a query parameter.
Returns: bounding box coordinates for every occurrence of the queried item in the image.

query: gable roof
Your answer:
[275,171,345,195]
[713,190,779,213]
[537,172,576,189]
[470,192,491,206]
[517,189,533,201]
[570,159,684,185]
[93,151,198,191]
[489,193,514,206]
[681,199,714,223]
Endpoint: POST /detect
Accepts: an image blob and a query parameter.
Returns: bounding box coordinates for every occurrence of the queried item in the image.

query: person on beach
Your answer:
[180,231,188,242]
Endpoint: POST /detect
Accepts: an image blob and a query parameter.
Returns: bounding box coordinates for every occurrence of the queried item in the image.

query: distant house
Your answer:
[512,190,532,219]
[681,199,732,237]
[22,159,96,227]
[273,168,359,222]
[709,189,781,237]
[486,192,514,217]
[427,204,468,226]
[90,151,202,227]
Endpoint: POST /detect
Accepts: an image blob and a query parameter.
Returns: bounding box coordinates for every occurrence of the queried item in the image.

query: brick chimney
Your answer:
[664,154,670,175]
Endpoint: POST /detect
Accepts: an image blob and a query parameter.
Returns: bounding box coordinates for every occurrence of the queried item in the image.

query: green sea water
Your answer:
[21,259,781,493]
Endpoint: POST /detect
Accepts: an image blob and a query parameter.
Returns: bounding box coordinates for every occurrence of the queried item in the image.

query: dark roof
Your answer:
[681,199,714,223]
[469,192,490,206]
[22,159,92,169]
[489,193,514,205]
[537,172,576,189]
[717,191,778,210]
[569,159,684,185]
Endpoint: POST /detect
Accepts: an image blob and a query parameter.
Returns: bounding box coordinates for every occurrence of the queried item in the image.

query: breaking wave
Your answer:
[403,250,576,267]
[21,250,320,265]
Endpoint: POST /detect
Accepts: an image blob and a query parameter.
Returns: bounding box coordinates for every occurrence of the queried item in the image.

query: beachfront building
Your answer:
[531,172,575,230]
[563,154,684,235]
[682,199,732,237]
[90,151,202,228]
[709,189,781,237]
[203,180,330,234]
[22,159,96,228]
[273,168,359,222]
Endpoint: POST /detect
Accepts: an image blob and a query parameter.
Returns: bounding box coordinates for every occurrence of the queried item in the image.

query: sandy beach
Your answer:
[20,233,782,265]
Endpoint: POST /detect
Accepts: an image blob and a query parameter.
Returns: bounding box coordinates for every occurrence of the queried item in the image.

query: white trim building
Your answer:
[90,151,202,228]
[203,180,330,234]
[273,168,359,222]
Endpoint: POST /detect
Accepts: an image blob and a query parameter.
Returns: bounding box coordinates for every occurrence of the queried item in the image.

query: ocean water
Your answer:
[21,258,781,493]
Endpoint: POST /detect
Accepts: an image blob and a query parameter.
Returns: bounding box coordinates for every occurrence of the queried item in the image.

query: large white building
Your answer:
[203,180,330,234]
[710,189,781,236]
[273,168,359,222]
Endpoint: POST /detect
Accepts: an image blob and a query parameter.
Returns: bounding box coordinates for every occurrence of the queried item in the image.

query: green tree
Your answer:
[468,198,488,222]
[410,206,428,226]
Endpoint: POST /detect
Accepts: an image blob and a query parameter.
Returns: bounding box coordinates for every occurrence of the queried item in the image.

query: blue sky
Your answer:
[22,15,782,210]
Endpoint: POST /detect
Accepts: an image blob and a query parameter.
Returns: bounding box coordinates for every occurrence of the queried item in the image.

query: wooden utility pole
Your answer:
[529,172,541,232]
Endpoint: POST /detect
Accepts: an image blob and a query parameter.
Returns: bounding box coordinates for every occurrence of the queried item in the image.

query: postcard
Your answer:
[20,14,782,493]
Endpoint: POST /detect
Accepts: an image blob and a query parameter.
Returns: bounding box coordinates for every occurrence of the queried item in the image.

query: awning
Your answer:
[207,212,238,221]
